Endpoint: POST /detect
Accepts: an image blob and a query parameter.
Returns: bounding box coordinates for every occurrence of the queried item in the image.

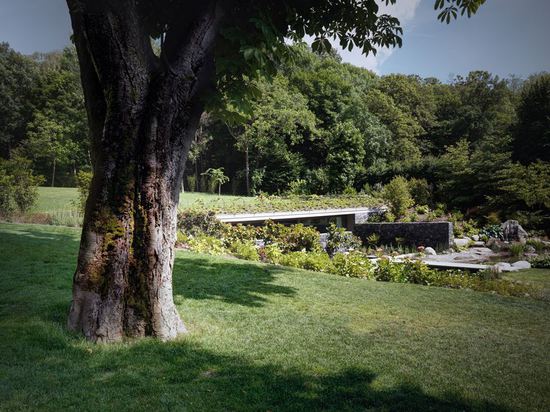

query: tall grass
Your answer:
[526,239,548,253]
[48,209,83,227]
[509,242,525,257]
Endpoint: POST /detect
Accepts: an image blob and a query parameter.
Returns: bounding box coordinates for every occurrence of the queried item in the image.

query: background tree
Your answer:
[236,75,317,194]
[0,43,38,158]
[381,175,414,219]
[365,88,423,173]
[201,167,229,196]
[433,139,474,210]
[24,47,88,186]
[513,73,550,164]
[451,71,516,147]
[326,121,365,192]
[0,155,44,217]
[25,112,72,187]
[187,113,214,192]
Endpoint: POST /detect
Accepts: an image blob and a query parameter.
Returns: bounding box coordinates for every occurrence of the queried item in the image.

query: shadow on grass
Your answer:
[2,326,510,412]
[0,225,514,411]
[1,225,296,308]
[0,223,81,245]
[173,254,296,307]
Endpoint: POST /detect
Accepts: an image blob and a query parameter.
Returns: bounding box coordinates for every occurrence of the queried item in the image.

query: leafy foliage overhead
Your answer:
[130,0,485,115]
[434,0,486,23]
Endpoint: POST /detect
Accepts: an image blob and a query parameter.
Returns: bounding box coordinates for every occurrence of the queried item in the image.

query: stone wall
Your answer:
[354,222,453,250]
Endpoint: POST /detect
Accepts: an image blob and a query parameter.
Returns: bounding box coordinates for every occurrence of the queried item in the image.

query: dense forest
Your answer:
[1,42,549,229]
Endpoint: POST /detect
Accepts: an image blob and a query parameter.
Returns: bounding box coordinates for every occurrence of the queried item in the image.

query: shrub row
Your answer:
[177,211,543,300]
[178,234,540,299]
[178,210,336,253]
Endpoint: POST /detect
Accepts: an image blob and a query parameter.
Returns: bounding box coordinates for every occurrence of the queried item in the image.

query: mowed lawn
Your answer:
[504,269,550,292]
[0,223,549,411]
[32,186,255,213]
[33,187,80,213]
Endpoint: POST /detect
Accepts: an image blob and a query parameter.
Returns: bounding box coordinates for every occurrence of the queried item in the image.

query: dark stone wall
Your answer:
[354,222,453,250]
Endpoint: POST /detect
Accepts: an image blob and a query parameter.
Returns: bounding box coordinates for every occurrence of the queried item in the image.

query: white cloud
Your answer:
[338,0,422,73]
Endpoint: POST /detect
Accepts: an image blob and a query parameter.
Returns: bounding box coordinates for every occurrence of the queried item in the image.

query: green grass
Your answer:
[33,187,79,213]
[178,191,259,210]
[504,268,550,290]
[1,223,549,411]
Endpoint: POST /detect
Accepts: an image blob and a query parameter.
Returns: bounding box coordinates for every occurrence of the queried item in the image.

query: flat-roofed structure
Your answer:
[216,207,382,231]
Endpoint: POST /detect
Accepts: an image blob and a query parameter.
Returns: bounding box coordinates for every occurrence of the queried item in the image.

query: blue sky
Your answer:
[1,0,549,80]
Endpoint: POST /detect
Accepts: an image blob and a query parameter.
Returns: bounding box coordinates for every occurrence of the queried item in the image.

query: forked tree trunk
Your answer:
[66,0,222,342]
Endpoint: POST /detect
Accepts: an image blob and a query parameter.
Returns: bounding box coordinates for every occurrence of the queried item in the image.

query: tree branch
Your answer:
[162,1,224,85]
[66,0,156,110]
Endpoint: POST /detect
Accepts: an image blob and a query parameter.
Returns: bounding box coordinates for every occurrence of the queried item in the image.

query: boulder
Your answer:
[500,220,528,242]
[494,262,515,272]
[486,238,499,250]
[472,235,480,241]
[471,247,494,256]
[454,238,471,248]
[511,260,531,270]
[424,247,437,256]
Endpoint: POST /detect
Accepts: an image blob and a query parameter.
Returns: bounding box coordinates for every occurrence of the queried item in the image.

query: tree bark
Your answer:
[245,144,250,196]
[51,157,56,187]
[66,0,222,342]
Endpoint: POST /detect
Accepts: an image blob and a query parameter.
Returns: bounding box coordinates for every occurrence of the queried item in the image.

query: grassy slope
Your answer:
[0,223,549,411]
[504,269,550,289]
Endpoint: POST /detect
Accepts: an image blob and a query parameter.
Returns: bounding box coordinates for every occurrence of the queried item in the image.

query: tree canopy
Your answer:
[112,0,486,116]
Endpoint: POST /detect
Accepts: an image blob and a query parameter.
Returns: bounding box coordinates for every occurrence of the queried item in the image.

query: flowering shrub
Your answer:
[479,224,503,240]
[325,223,362,257]
[279,251,333,272]
[260,244,284,264]
[529,254,550,269]
[230,240,260,261]
[331,252,373,278]
[281,223,322,253]
[179,233,227,255]
[259,221,321,253]
[177,209,229,237]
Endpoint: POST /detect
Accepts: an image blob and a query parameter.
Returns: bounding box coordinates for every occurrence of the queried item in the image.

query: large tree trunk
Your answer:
[66,0,222,342]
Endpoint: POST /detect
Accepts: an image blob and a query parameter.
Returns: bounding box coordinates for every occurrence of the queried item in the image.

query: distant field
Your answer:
[32,187,380,215]
[178,191,258,210]
[33,187,79,213]
[33,187,256,213]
